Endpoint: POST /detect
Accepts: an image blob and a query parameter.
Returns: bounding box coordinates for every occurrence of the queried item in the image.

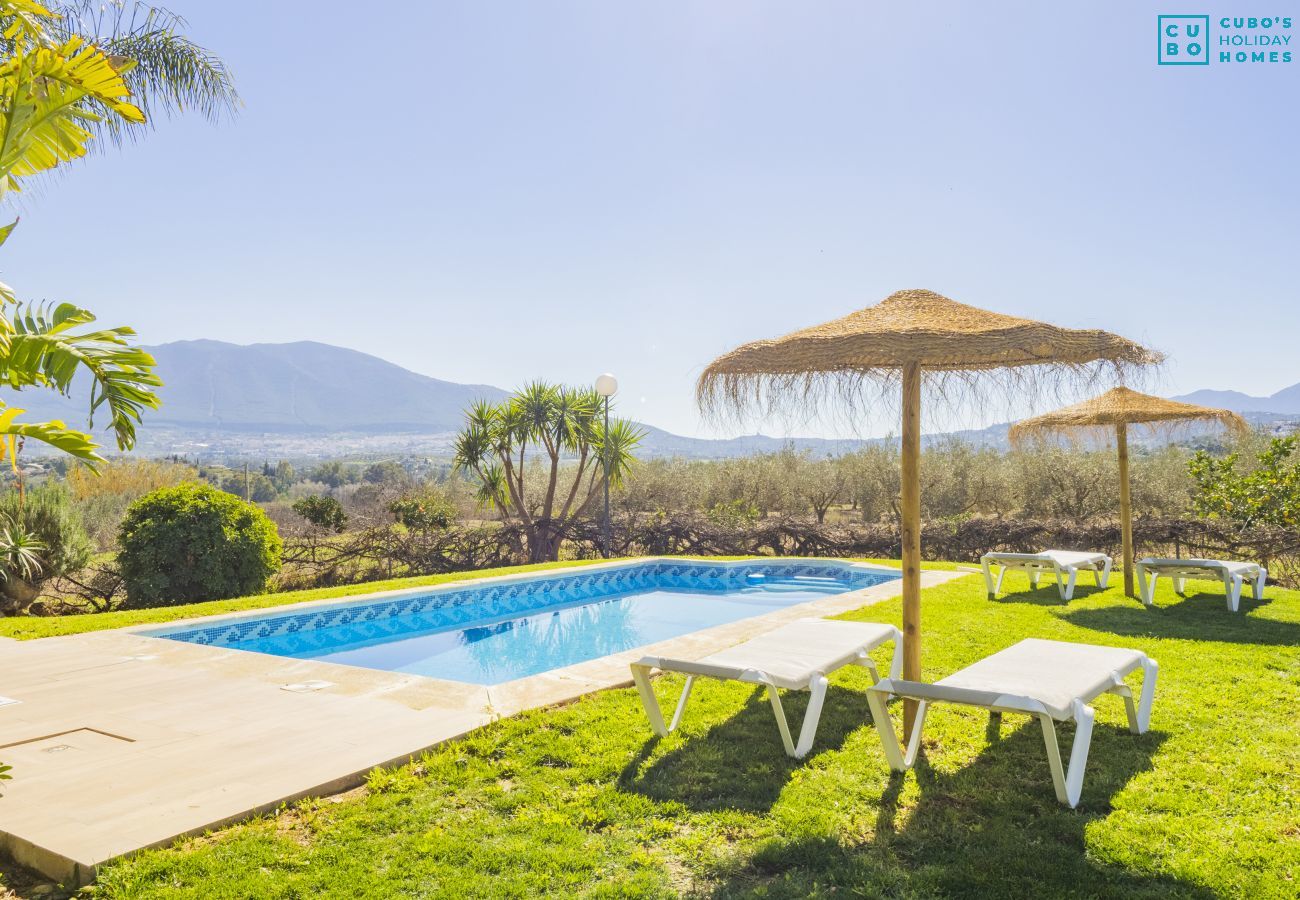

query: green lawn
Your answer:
[81,568,1298,898]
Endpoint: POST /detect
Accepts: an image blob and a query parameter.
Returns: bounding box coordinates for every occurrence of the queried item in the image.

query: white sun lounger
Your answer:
[980,550,1112,601]
[1135,557,1266,612]
[630,618,901,759]
[866,638,1157,808]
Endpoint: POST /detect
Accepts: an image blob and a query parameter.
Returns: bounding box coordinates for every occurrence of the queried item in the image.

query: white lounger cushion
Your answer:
[631,618,901,758]
[1140,557,1261,576]
[987,551,1108,568]
[681,618,900,690]
[936,638,1146,720]
[867,638,1157,808]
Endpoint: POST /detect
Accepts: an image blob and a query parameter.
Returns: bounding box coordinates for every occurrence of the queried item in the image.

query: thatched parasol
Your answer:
[1010,386,1247,597]
[698,288,1161,737]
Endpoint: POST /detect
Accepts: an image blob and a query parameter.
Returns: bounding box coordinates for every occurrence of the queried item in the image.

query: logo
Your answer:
[1159,15,1210,64]
[1158,15,1293,65]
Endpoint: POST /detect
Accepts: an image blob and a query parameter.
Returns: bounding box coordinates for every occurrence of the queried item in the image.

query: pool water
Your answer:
[147,561,897,685]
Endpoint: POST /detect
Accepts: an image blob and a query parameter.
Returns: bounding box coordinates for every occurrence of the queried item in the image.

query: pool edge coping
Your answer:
[127,556,904,639]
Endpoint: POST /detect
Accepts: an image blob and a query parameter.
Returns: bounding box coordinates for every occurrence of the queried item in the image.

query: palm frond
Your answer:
[3,301,161,450]
[0,402,102,469]
[48,1,238,147]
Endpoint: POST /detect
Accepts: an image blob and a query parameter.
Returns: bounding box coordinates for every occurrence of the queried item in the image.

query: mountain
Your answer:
[633,425,873,459]
[1172,383,1300,415]
[10,339,1298,461]
[12,340,509,432]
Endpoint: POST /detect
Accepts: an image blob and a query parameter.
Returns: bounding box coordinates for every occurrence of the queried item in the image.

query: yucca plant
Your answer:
[454,382,643,562]
[0,514,44,612]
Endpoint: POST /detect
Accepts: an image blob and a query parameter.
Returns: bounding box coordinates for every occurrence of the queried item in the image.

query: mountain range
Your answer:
[10,340,1297,460]
[17,340,509,432]
[11,340,875,459]
[1170,385,1300,415]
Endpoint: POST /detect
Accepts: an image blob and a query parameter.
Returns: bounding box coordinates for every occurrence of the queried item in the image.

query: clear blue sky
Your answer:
[5,1,1296,437]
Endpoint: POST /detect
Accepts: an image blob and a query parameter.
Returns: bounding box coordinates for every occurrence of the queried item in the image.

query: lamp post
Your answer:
[594,373,618,559]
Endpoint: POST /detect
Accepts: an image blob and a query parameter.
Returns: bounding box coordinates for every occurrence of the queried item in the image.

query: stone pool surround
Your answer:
[0,557,963,885]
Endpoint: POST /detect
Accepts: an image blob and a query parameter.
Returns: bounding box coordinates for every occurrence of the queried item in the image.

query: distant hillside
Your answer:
[9,339,1297,461]
[11,340,509,433]
[1172,383,1300,415]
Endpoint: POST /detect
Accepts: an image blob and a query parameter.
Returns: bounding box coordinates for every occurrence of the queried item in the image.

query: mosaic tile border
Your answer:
[147,560,897,651]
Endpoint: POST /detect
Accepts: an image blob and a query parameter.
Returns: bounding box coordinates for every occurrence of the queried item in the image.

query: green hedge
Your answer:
[117,482,282,607]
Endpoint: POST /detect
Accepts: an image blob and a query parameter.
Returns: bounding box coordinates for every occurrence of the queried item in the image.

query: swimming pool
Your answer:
[146,560,898,685]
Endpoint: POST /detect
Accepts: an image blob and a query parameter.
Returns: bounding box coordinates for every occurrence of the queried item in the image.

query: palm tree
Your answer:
[454,382,643,562]
[0,0,235,466]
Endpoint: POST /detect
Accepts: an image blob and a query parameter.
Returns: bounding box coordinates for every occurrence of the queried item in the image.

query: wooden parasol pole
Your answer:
[1116,422,1135,597]
[900,361,923,738]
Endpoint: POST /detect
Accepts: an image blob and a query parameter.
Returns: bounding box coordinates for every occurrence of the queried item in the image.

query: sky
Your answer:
[4,1,1297,439]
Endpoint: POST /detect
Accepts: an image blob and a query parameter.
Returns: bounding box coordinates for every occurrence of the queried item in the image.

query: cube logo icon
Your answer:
[1159,15,1211,64]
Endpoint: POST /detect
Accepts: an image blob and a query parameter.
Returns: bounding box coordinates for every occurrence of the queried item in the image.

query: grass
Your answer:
[80,568,1298,898]
[0,557,951,641]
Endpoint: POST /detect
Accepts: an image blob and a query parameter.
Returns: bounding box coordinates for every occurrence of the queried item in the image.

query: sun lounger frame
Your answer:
[1135,557,1266,612]
[980,550,1112,601]
[866,639,1157,808]
[630,620,902,759]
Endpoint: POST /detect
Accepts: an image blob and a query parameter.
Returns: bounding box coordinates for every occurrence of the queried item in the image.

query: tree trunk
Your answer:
[526,522,565,563]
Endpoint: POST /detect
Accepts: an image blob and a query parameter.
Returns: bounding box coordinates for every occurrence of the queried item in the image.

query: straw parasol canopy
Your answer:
[1009,386,1247,440]
[698,289,1161,411]
[698,289,1162,737]
[1010,387,1247,597]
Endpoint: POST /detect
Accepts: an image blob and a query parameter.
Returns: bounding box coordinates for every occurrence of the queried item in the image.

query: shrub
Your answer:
[118,483,282,607]
[292,494,348,532]
[389,491,457,531]
[705,499,761,528]
[1190,436,1300,530]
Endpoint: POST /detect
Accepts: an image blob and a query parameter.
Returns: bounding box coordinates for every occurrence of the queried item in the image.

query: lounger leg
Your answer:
[1029,570,1041,589]
[857,656,881,684]
[1108,655,1157,736]
[792,675,830,759]
[1136,657,1157,733]
[1038,699,1095,808]
[995,566,1008,594]
[981,558,996,598]
[1135,565,1153,605]
[764,683,797,757]
[1173,576,1186,595]
[866,690,928,771]
[886,632,903,681]
[1253,570,1267,601]
[631,664,670,737]
[669,676,695,731]
[1062,567,1078,601]
[765,677,828,760]
[1098,557,1112,589]
[1226,575,1242,612]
